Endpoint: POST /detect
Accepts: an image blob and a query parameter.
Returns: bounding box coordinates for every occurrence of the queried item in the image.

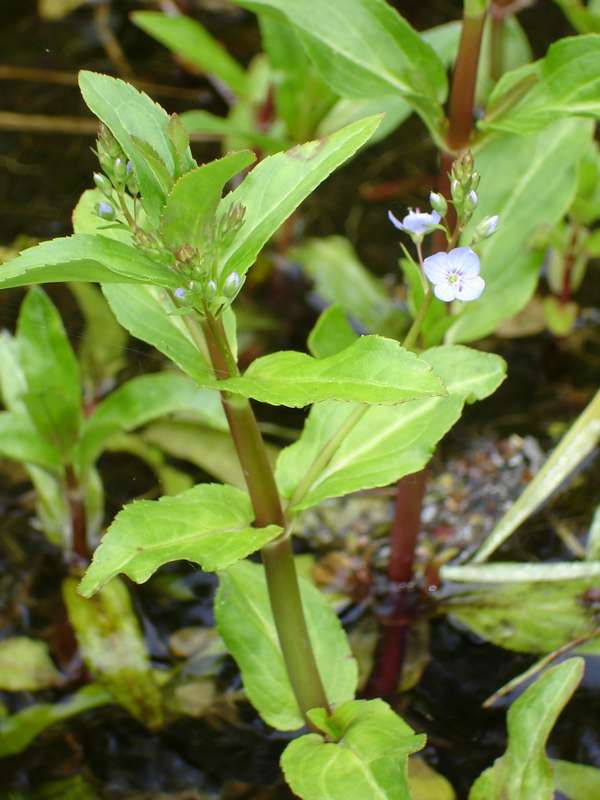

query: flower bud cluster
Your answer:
[92,122,246,318]
[450,152,480,226]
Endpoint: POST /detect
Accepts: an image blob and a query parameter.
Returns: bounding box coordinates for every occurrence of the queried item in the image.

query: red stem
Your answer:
[388,471,428,584]
[447,10,488,152]
[66,465,89,565]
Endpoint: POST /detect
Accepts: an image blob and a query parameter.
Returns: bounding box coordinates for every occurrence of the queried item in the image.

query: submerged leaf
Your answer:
[0,638,62,691]
[0,685,112,757]
[63,577,163,728]
[441,575,600,653]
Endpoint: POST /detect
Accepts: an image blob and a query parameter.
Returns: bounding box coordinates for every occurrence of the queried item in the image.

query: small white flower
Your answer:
[388,208,441,238]
[423,247,485,302]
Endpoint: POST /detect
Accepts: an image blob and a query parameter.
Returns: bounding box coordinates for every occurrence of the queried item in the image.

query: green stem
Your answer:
[402,241,433,351]
[199,311,329,720]
[402,289,432,351]
[447,5,488,152]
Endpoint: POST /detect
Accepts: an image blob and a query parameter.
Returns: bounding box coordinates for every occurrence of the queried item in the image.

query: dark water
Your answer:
[1,2,599,798]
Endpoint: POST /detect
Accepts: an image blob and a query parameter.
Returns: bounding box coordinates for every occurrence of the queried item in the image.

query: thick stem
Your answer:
[447,8,488,152]
[365,470,427,699]
[388,470,428,585]
[65,465,89,565]
[200,312,329,719]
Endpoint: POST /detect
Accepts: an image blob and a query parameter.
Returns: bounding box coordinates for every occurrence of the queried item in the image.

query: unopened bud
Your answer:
[93,172,113,197]
[475,215,499,239]
[223,271,241,298]
[125,161,139,195]
[114,157,127,184]
[206,279,218,297]
[96,201,115,220]
[429,191,447,217]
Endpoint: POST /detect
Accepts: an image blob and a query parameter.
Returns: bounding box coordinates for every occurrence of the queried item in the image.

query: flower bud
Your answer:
[174,287,186,300]
[206,279,218,297]
[96,124,124,176]
[114,157,127,184]
[429,191,447,217]
[96,201,115,220]
[125,161,139,195]
[93,172,113,197]
[223,271,241,298]
[475,215,499,239]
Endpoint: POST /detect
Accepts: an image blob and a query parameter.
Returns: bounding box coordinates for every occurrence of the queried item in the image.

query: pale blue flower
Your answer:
[423,247,485,302]
[388,208,441,238]
[174,287,186,299]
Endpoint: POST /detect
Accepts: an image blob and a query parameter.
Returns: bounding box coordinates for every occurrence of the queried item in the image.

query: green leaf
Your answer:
[586,503,600,560]
[447,118,592,343]
[217,115,381,281]
[79,484,282,596]
[180,109,289,152]
[469,659,584,800]
[215,559,358,730]
[280,699,425,799]
[142,419,278,490]
[308,304,360,359]
[76,372,223,472]
[471,388,600,562]
[0,234,180,291]
[442,561,600,583]
[0,637,62,691]
[553,0,600,34]
[317,95,411,144]
[0,411,61,468]
[551,759,600,799]
[481,35,600,134]
[78,71,194,224]
[32,775,101,800]
[235,0,447,137]
[63,576,163,728]
[17,289,82,458]
[69,282,127,397]
[105,432,194,497]
[132,12,249,99]
[161,151,255,250]
[292,236,407,337]
[277,346,505,510]
[101,284,214,384]
[0,684,112,758]
[220,335,445,407]
[259,13,337,141]
[440,575,600,653]
[408,757,456,800]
